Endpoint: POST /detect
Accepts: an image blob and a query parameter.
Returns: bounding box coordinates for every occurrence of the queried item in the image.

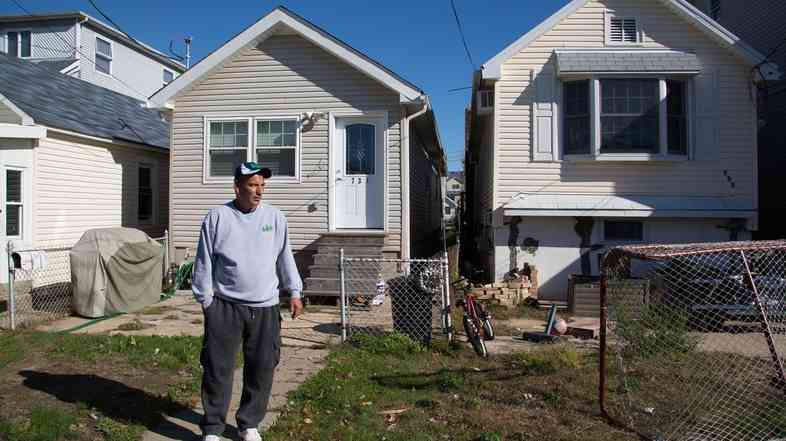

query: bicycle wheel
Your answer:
[463,315,488,357]
[481,317,495,341]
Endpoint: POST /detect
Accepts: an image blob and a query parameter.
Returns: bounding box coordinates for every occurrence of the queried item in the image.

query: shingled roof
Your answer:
[555,50,702,75]
[0,54,169,149]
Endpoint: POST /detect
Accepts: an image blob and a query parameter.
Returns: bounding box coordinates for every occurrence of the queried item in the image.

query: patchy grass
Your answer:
[265,333,635,441]
[0,331,204,441]
[115,320,152,332]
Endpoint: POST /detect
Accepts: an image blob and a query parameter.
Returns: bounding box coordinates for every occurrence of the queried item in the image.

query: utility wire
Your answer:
[7,0,149,99]
[450,0,475,70]
[448,86,472,92]
[87,0,139,46]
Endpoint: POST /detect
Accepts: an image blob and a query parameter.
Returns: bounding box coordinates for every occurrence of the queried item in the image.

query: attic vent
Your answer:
[609,18,639,43]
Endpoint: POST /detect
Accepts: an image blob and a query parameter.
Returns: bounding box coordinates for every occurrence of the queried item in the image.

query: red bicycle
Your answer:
[453,277,495,357]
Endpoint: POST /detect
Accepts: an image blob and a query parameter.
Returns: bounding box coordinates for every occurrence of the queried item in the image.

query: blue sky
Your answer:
[0,0,571,171]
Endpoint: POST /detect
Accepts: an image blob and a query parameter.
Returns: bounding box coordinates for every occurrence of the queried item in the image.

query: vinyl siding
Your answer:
[0,101,22,124]
[0,19,76,60]
[34,132,168,246]
[79,24,177,100]
[494,0,757,210]
[170,34,403,254]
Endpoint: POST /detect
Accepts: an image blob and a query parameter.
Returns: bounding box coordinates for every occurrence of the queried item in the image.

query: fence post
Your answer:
[163,229,170,280]
[599,267,608,419]
[339,248,347,343]
[442,251,453,342]
[7,241,15,331]
[740,250,786,388]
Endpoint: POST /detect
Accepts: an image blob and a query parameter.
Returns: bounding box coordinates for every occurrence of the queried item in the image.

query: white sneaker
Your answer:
[239,428,262,441]
[203,435,221,441]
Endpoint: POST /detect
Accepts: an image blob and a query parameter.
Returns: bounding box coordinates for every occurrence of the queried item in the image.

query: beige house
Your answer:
[149,7,445,296]
[0,54,169,285]
[464,0,780,299]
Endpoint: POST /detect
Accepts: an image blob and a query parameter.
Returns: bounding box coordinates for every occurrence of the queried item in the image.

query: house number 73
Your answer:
[350,177,365,184]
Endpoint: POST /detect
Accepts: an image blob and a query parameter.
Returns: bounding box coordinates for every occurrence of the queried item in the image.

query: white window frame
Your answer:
[95,36,113,76]
[3,167,25,239]
[163,69,174,87]
[602,219,647,244]
[202,116,301,184]
[605,14,642,46]
[137,163,157,224]
[5,30,32,58]
[561,76,693,162]
[253,116,301,183]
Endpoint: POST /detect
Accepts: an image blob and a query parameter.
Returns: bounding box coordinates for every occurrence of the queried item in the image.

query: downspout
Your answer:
[402,96,430,261]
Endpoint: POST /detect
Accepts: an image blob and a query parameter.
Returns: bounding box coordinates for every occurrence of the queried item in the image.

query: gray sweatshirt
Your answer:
[192,202,303,308]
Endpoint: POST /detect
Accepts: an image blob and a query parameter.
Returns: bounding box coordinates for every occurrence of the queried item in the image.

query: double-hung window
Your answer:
[562,78,690,159]
[256,119,297,178]
[207,120,250,178]
[163,69,174,87]
[95,37,112,75]
[6,31,31,58]
[205,117,299,181]
[5,169,23,237]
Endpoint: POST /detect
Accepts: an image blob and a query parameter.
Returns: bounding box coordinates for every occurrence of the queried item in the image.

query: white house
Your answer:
[0,55,169,286]
[149,7,445,297]
[0,11,186,100]
[464,0,780,299]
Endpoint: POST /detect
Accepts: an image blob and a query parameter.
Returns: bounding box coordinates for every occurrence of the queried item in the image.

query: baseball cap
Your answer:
[234,161,272,180]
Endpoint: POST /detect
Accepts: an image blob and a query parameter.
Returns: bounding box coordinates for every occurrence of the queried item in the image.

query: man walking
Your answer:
[192,161,304,441]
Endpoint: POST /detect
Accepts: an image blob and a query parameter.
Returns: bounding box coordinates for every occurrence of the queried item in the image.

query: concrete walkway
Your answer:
[40,293,341,441]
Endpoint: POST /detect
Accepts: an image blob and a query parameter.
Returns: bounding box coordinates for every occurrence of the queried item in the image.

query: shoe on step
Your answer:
[240,428,262,441]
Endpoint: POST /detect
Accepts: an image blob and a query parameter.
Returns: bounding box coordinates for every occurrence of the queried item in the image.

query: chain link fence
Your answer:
[339,251,452,346]
[2,242,73,330]
[600,241,786,441]
[3,231,170,330]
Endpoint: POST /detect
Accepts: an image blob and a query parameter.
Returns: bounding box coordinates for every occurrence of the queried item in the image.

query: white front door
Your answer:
[334,116,384,229]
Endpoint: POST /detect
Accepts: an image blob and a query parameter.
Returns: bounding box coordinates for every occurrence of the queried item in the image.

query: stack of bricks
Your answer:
[470,278,533,307]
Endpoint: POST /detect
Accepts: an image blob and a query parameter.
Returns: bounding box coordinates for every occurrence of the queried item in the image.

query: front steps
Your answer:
[303,234,385,298]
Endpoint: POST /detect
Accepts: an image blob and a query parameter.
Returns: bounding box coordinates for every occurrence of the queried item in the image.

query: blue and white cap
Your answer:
[234,161,272,180]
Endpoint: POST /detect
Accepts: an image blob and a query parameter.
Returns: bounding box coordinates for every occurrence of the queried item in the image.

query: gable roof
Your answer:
[0,54,169,149]
[31,58,79,74]
[481,0,781,81]
[149,6,424,107]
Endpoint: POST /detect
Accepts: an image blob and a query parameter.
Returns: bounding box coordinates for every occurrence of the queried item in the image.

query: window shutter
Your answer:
[532,68,558,161]
[609,18,624,42]
[694,69,720,161]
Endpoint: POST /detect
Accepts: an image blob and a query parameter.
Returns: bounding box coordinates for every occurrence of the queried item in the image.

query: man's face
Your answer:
[234,174,266,210]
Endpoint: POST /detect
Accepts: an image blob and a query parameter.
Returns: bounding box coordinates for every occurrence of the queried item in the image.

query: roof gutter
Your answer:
[401,96,430,261]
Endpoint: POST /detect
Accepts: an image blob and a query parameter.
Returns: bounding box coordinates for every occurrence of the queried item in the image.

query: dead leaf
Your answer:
[304,418,313,424]
[361,401,372,406]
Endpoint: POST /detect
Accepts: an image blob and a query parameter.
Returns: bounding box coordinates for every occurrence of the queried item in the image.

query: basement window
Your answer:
[604,220,644,242]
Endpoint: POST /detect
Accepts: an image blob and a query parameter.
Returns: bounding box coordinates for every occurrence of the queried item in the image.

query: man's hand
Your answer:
[290,298,304,319]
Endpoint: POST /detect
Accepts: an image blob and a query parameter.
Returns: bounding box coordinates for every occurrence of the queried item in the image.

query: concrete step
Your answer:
[317,235,386,247]
[308,266,341,279]
[305,277,379,295]
[314,245,384,256]
[312,253,381,266]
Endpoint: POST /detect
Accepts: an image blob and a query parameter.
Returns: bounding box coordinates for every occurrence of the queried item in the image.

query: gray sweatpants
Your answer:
[200,297,281,435]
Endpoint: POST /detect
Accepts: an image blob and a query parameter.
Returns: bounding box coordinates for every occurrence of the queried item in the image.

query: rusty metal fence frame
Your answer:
[338,249,453,345]
[599,240,786,440]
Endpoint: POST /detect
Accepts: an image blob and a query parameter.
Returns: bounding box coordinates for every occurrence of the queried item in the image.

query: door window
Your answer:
[346,124,375,175]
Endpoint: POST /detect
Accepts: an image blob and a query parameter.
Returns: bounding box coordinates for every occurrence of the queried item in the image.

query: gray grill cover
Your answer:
[70,228,163,318]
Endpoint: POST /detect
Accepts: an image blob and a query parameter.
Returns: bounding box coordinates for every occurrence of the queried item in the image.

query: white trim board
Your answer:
[149,7,424,107]
[481,0,781,81]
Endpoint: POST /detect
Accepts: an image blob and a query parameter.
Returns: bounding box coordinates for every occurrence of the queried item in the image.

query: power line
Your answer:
[7,0,149,99]
[449,0,475,70]
[87,0,139,46]
[447,86,472,92]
